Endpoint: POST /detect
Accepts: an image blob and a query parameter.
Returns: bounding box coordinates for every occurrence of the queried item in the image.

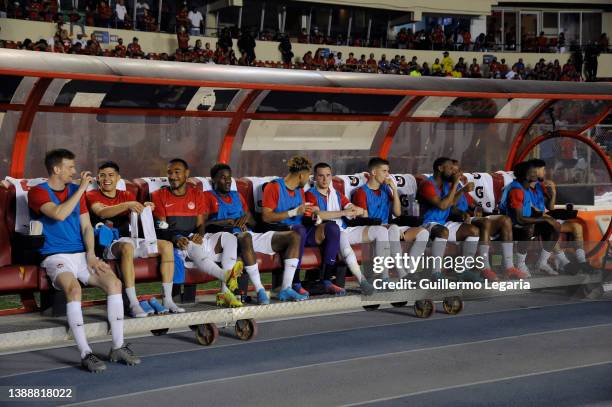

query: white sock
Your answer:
[576,248,586,263]
[246,264,264,291]
[517,252,527,267]
[220,232,238,270]
[107,294,124,350]
[431,237,447,273]
[407,229,429,272]
[555,251,570,267]
[340,232,363,281]
[462,236,480,258]
[67,301,92,359]
[478,245,491,269]
[124,286,139,308]
[162,282,173,302]
[538,250,552,269]
[502,242,515,269]
[282,258,299,289]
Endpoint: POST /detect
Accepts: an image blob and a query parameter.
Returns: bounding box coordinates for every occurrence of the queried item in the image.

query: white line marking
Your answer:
[63,323,612,406]
[340,360,612,406]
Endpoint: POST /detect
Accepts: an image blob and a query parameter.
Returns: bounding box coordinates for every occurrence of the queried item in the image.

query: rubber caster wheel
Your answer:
[362,304,380,311]
[391,301,408,308]
[235,319,257,341]
[578,284,604,300]
[414,300,434,318]
[442,296,463,315]
[195,323,218,346]
[151,328,169,336]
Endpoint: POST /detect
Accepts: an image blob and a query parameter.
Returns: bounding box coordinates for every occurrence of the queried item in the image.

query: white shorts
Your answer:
[184,232,226,263]
[104,237,151,260]
[424,221,463,242]
[41,252,90,290]
[344,226,369,245]
[248,231,276,255]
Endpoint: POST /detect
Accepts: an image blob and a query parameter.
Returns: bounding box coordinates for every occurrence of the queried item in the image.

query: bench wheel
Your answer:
[391,301,408,308]
[195,323,218,346]
[235,319,257,341]
[414,300,434,318]
[362,304,380,311]
[442,296,463,315]
[151,328,169,336]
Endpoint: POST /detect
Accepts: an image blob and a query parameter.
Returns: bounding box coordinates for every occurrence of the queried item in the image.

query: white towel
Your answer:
[247,176,279,213]
[141,177,170,194]
[129,206,158,255]
[390,174,418,216]
[5,177,47,233]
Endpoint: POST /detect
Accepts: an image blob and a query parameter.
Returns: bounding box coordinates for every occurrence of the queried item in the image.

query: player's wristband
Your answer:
[287,208,298,218]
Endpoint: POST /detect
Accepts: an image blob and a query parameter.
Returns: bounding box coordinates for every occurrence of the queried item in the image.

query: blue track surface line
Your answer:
[0,301,610,405]
[361,362,612,407]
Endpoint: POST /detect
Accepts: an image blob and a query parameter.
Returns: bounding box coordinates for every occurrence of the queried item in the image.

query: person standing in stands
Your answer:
[262,156,341,297]
[86,161,184,318]
[151,159,244,308]
[203,163,305,303]
[28,149,140,373]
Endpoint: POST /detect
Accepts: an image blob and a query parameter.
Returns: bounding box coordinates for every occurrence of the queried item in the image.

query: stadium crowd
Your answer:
[0,26,593,81]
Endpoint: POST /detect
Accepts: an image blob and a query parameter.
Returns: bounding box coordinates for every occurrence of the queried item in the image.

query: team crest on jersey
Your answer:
[188,201,195,210]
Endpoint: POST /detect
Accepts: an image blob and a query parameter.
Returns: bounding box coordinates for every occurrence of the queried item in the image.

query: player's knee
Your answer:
[120,242,134,258]
[324,222,340,239]
[288,230,302,247]
[66,280,82,300]
[107,275,123,292]
[432,225,449,239]
[237,232,253,249]
[158,240,173,256]
[467,224,480,237]
[480,217,492,232]
[502,216,513,231]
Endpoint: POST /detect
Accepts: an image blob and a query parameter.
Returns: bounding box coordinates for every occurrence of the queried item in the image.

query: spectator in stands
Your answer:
[96,0,112,28]
[396,28,407,49]
[187,6,202,36]
[27,0,42,21]
[67,7,83,35]
[378,54,390,73]
[115,0,128,29]
[177,24,189,52]
[298,27,308,43]
[537,31,547,52]
[558,32,566,53]
[28,149,141,372]
[218,27,232,52]
[128,36,144,58]
[114,37,126,57]
[278,33,293,65]
[143,8,156,32]
[441,51,454,75]
[366,52,377,71]
[237,29,256,65]
[454,57,467,77]
[499,58,508,76]
[421,62,430,76]
[312,48,324,69]
[432,25,445,50]
[431,57,442,76]
[135,0,149,29]
[345,52,357,71]
[599,33,609,53]
[326,52,336,70]
[462,29,471,51]
[302,50,313,67]
[512,58,525,71]
[571,44,583,79]
[584,42,600,81]
[505,65,519,80]
[469,58,481,78]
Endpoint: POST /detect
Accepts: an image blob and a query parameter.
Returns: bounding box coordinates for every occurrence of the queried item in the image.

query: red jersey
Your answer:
[262,182,306,211]
[28,185,88,215]
[86,189,135,235]
[152,186,206,236]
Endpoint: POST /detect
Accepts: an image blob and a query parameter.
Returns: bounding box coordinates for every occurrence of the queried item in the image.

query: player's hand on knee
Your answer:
[176,237,190,250]
[191,233,203,245]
